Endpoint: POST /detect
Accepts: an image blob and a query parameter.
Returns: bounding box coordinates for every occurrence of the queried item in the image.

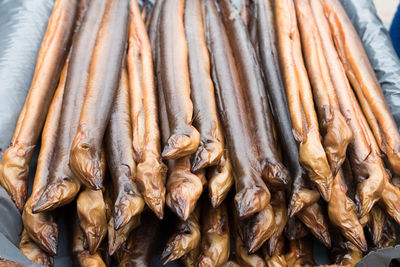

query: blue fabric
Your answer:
[390,4,400,58]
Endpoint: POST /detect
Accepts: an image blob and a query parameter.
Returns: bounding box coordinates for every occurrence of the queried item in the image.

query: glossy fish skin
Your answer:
[297,202,331,248]
[184,0,224,171]
[218,0,289,189]
[105,68,145,231]
[117,212,160,267]
[204,0,270,218]
[22,60,68,256]
[207,150,234,208]
[198,201,230,267]
[235,234,267,267]
[294,0,352,177]
[129,0,167,220]
[19,230,53,267]
[159,0,200,160]
[285,237,316,267]
[238,204,275,254]
[161,205,201,264]
[328,170,366,251]
[322,0,400,177]
[77,187,107,254]
[267,191,288,256]
[263,237,287,267]
[33,0,108,214]
[254,0,319,217]
[157,25,202,220]
[70,0,129,189]
[310,0,387,217]
[72,216,106,267]
[0,0,78,212]
[275,0,333,201]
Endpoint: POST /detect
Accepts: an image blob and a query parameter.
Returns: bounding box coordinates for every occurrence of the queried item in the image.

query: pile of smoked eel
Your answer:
[1,0,400,266]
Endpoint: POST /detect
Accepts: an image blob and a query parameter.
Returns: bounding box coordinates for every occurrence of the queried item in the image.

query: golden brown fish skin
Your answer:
[366,206,386,246]
[70,0,129,189]
[285,237,315,267]
[322,0,400,176]
[184,0,224,171]
[158,0,200,160]
[32,0,107,214]
[157,44,202,220]
[254,0,317,217]
[208,150,234,208]
[204,0,270,218]
[129,0,167,220]
[238,204,275,254]
[117,212,160,267]
[22,59,68,256]
[198,202,230,267]
[328,171,366,251]
[310,0,385,217]
[19,230,53,267]
[263,237,287,267]
[373,220,397,249]
[267,191,288,256]
[104,188,141,256]
[161,205,201,264]
[164,157,203,220]
[294,0,352,177]
[275,0,332,201]
[218,0,290,189]
[182,243,201,267]
[77,187,107,254]
[107,213,140,256]
[297,202,331,248]
[0,0,77,212]
[72,216,106,267]
[380,174,400,225]
[105,68,145,230]
[221,261,241,267]
[235,234,267,267]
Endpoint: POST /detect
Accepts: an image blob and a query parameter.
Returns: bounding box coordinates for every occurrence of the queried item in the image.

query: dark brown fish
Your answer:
[254,0,319,217]
[105,67,145,230]
[184,0,224,171]
[204,0,270,218]
[117,212,160,267]
[218,0,290,189]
